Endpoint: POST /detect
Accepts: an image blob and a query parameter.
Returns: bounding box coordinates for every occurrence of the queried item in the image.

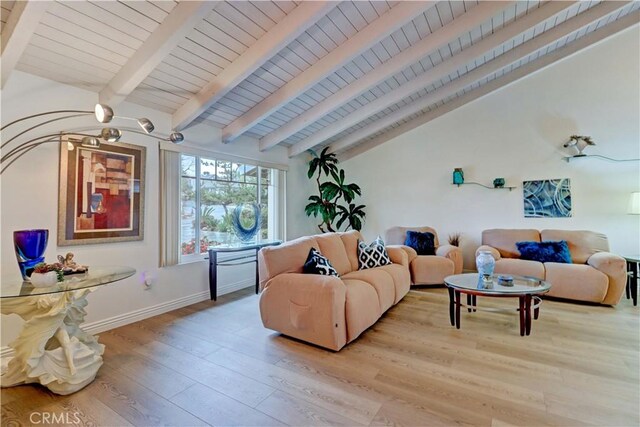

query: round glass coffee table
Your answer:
[1,266,135,394]
[444,273,551,336]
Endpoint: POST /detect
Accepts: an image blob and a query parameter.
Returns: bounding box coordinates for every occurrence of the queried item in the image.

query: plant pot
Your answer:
[30,271,59,288]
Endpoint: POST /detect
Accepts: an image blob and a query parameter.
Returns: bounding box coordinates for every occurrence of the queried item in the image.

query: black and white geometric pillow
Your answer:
[358,236,392,270]
[303,247,339,276]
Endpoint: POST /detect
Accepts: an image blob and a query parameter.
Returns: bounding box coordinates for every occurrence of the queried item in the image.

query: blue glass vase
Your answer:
[453,168,464,185]
[14,229,49,280]
[231,203,261,242]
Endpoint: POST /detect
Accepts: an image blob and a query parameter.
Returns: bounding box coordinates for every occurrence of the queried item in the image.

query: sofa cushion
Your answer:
[315,233,352,276]
[482,229,541,258]
[494,258,545,280]
[358,237,392,270]
[303,248,339,277]
[544,263,608,303]
[342,269,395,313]
[377,264,411,303]
[540,230,610,264]
[516,241,572,264]
[404,230,436,256]
[410,256,455,285]
[342,279,381,342]
[340,230,363,272]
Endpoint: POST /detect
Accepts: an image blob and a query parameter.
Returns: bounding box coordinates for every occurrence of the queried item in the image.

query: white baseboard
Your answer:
[1,278,254,359]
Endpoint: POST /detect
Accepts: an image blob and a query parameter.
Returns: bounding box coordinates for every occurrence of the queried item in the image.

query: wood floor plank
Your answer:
[170,383,284,427]
[84,365,207,426]
[256,390,363,426]
[134,340,275,408]
[206,347,383,425]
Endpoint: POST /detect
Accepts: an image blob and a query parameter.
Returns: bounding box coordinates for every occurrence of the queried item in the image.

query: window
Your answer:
[180,154,280,260]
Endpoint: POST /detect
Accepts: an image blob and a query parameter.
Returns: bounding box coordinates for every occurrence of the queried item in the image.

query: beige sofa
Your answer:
[258,231,411,350]
[478,229,626,305]
[385,226,463,285]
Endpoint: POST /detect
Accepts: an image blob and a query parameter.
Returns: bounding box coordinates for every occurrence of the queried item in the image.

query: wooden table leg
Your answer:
[518,296,525,336]
[525,294,532,336]
[455,291,461,329]
[467,294,472,312]
[631,262,638,307]
[472,295,477,312]
[626,261,632,299]
[208,251,217,301]
[447,287,455,326]
[534,296,540,320]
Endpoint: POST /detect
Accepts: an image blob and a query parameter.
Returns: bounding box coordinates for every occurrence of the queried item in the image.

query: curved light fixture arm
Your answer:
[0,110,92,131]
[1,113,89,149]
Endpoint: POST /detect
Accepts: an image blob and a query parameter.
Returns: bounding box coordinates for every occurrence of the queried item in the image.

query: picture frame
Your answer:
[523,178,572,218]
[58,136,146,246]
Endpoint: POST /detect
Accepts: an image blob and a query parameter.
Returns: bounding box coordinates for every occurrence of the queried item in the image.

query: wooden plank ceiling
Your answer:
[3,1,638,159]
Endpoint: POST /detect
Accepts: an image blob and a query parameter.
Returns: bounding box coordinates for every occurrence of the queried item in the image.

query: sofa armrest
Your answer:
[259,273,347,350]
[437,244,463,274]
[587,252,627,305]
[387,245,409,267]
[397,245,418,264]
[476,245,501,261]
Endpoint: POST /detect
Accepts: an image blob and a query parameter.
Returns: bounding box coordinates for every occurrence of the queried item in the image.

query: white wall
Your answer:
[329,26,639,269]
[0,71,298,347]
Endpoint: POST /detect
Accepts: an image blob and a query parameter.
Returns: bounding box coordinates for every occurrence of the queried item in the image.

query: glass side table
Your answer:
[1,266,135,395]
[623,255,639,306]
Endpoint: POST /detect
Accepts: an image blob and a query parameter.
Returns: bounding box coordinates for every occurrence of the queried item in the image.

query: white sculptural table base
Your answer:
[1,288,104,395]
[1,266,134,395]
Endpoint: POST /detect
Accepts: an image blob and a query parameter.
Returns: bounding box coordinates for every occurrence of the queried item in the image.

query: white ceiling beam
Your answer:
[221,1,436,143]
[287,0,581,157]
[99,1,214,106]
[327,1,632,156]
[339,12,640,161]
[1,1,49,88]
[259,1,513,152]
[172,1,337,132]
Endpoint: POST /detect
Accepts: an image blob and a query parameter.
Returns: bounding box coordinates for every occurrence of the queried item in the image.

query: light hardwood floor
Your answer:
[2,288,639,426]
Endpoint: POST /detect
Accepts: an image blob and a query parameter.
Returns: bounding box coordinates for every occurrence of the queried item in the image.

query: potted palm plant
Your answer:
[305,148,366,232]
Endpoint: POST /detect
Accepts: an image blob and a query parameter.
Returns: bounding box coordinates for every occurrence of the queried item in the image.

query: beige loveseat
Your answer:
[385,226,463,285]
[478,229,626,305]
[258,231,410,350]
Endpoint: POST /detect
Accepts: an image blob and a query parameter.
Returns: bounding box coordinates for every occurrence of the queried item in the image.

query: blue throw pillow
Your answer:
[404,231,436,256]
[516,240,572,264]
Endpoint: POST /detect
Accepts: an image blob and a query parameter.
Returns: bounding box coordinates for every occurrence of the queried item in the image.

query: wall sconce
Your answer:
[629,192,640,215]
[563,135,595,156]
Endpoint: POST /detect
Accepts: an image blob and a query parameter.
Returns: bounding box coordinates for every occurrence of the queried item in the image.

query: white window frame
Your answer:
[179,154,281,264]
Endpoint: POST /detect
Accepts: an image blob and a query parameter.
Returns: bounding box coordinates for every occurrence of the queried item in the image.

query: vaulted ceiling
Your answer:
[1,1,638,160]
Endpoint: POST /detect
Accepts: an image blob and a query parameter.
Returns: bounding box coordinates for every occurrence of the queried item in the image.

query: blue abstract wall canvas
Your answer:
[523,179,572,218]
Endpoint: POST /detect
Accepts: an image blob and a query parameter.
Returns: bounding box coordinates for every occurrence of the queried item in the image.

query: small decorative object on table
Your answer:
[453,168,464,185]
[57,252,88,275]
[493,178,505,188]
[448,232,461,247]
[13,229,49,280]
[30,262,64,287]
[498,275,514,286]
[231,203,262,242]
[476,250,496,276]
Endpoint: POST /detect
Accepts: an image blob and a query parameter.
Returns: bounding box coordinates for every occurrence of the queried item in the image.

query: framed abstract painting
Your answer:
[523,178,572,218]
[58,137,146,246]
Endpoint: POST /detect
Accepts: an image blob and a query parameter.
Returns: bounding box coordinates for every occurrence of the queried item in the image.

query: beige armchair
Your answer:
[385,226,463,285]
